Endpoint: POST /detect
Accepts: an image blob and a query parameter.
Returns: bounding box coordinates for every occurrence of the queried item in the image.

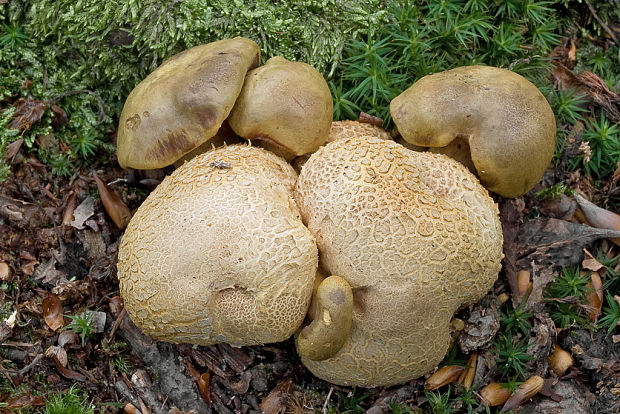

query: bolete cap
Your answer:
[227,56,333,160]
[390,65,556,198]
[117,37,260,169]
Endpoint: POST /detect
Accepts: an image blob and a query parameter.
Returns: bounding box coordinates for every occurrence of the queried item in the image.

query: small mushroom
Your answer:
[116,37,260,169]
[295,137,503,387]
[227,56,333,160]
[296,275,353,361]
[390,65,556,198]
[117,145,318,346]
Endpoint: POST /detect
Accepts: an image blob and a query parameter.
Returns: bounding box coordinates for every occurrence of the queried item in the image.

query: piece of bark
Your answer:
[500,198,525,307]
[516,218,620,269]
[119,315,211,413]
[259,379,293,414]
[458,298,500,353]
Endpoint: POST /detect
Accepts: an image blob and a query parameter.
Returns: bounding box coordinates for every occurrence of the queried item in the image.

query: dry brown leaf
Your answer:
[70,196,95,229]
[42,291,64,331]
[4,394,46,409]
[45,345,68,367]
[567,39,577,62]
[0,261,11,281]
[575,194,620,245]
[501,375,544,412]
[49,103,68,126]
[582,249,605,272]
[549,345,574,376]
[50,353,87,381]
[62,191,78,227]
[517,270,532,299]
[586,271,603,323]
[552,62,620,122]
[516,218,620,269]
[197,372,212,406]
[4,138,23,163]
[9,97,47,131]
[94,175,132,229]
[425,365,465,390]
[109,295,125,317]
[123,403,140,414]
[259,379,294,414]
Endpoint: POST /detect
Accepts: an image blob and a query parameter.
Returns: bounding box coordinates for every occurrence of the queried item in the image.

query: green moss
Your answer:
[42,385,94,414]
[0,0,384,180]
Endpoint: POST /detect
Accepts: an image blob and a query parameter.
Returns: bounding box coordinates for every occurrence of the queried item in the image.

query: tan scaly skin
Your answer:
[117,145,318,346]
[295,137,503,387]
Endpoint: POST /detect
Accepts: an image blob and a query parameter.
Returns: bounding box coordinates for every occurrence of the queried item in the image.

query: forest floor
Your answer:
[1,4,620,414]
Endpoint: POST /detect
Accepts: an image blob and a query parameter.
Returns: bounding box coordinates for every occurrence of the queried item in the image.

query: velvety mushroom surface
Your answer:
[117,37,260,169]
[117,145,318,346]
[390,65,556,198]
[295,137,503,387]
[227,56,333,160]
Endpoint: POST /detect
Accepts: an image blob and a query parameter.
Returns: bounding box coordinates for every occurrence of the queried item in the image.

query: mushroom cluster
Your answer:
[115,38,561,388]
[116,37,333,170]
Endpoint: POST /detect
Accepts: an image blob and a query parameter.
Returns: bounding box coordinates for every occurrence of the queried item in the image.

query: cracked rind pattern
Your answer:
[327,120,391,143]
[117,145,318,346]
[296,137,503,387]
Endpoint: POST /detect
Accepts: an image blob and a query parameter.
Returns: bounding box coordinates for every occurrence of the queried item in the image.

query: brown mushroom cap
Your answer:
[117,145,318,346]
[227,56,333,159]
[390,65,556,198]
[295,137,503,387]
[117,37,260,170]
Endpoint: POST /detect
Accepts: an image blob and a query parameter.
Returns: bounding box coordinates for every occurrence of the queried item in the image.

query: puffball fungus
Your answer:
[228,56,333,160]
[116,37,260,169]
[390,65,556,198]
[295,137,503,387]
[117,145,318,346]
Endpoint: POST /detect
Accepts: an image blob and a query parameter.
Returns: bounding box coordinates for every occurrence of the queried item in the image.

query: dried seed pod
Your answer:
[586,271,603,323]
[517,270,532,298]
[94,176,132,229]
[548,345,573,376]
[457,353,477,390]
[480,382,512,407]
[424,365,465,390]
[0,261,11,281]
[497,292,510,305]
[500,375,544,412]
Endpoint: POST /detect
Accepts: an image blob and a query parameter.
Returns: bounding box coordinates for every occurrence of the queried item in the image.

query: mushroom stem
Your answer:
[296,275,353,361]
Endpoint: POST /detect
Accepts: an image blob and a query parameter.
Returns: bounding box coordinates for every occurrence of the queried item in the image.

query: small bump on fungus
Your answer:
[291,120,391,173]
[295,137,503,387]
[117,145,318,346]
[390,65,556,198]
[116,37,260,169]
[227,56,333,160]
[296,275,353,361]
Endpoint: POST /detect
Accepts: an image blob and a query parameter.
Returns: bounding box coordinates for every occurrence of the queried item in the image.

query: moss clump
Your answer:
[0,0,385,180]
